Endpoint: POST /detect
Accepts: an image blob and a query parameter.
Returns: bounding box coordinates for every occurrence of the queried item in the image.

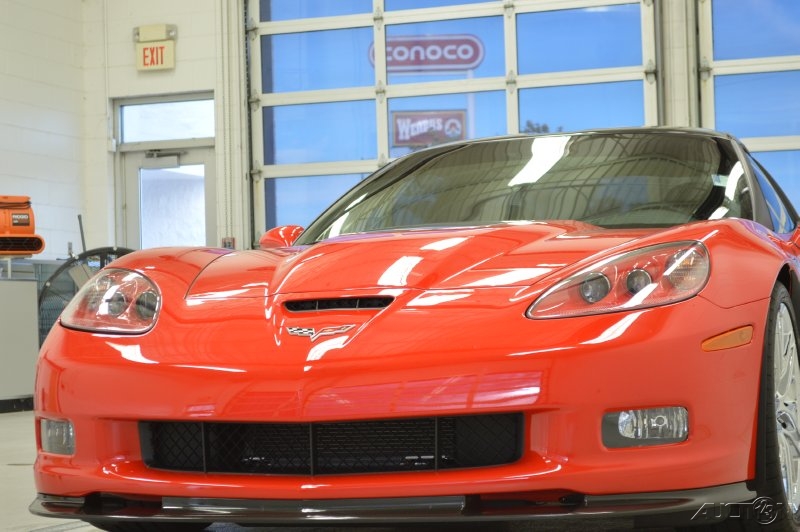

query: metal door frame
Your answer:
[120,141,216,249]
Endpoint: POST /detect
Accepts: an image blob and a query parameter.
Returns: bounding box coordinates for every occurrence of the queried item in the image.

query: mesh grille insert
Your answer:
[142,414,522,475]
[284,297,393,312]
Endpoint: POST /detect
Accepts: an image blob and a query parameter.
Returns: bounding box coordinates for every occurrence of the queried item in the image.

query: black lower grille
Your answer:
[141,414,522,475]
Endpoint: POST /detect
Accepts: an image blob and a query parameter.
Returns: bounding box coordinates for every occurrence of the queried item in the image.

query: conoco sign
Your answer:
[369,34,484,72]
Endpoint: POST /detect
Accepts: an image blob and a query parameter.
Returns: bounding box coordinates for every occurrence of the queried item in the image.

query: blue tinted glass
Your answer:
[263,28,374,92]
[385,18,503,85]
[715,71,800,137]
[748,154,795,232]
[712,0,800,60]
[271,174,365,228]
[261,0,372,22]
[519,81,644,132]
[517,5,642,74]
[752,150,800,209]
[387,91,506,158]
[386,0,488,9]
[265,101,377,164]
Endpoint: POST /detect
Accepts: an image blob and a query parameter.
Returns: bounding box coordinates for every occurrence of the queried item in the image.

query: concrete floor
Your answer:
[3,410,673,532]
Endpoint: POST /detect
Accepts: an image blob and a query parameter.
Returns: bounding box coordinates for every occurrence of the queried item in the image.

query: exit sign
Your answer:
[136,40,175,71]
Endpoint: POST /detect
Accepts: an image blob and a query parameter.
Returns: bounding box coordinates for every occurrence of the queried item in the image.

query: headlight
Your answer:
[60,268,161,333]
[527,241,709,319]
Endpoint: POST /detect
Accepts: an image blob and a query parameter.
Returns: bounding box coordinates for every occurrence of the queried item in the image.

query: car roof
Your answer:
[465,126,736,145]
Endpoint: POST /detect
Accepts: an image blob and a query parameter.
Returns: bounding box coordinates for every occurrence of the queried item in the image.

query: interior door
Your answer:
[122,147,216,249]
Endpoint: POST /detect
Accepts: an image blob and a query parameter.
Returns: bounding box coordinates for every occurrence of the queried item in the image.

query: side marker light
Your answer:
[701,326,754,352]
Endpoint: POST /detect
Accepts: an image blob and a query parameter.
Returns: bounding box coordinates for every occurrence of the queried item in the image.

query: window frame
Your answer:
[747,154,798,234]
[247,0,658,234]
[697,1,800,154]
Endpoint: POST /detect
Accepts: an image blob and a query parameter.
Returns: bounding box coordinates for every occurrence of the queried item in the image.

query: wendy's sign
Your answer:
[393,110,466,147]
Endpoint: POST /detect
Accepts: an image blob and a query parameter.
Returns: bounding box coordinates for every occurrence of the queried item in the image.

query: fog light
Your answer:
[602,407,688,448]
[40,418,75,455]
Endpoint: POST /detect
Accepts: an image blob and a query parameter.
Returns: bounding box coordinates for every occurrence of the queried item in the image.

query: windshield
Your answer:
[298,131,750,244]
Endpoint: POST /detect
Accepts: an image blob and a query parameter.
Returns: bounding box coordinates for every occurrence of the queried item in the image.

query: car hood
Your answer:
[186,222,658,298]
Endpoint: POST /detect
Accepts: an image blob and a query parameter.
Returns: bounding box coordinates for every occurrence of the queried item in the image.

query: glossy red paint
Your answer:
[33,217,792,506]
[259,224,304,249]
[34,128,800,529]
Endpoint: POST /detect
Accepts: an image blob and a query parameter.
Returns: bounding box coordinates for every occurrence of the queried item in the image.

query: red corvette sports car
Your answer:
[31,128,800,531]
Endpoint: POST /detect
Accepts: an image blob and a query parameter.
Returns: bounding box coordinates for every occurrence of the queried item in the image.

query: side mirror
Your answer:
[791,225,800,249]
[259,225,304,249]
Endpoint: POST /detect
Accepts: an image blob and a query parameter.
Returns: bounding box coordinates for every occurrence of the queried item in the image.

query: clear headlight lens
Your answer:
[527,241,709,319]
[60,268,161,333]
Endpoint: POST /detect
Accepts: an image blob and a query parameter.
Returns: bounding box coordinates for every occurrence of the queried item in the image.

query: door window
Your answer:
[121,99,214,143]
[139,164,206,248]
[117,96,215,249]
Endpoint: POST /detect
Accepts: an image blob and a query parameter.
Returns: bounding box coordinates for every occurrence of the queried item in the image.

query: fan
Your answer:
[38,246,134,346]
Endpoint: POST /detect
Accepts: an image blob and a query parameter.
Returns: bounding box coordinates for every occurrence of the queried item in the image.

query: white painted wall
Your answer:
[82,0,218,253]
[0,0,84,259]
[0,0,249,259]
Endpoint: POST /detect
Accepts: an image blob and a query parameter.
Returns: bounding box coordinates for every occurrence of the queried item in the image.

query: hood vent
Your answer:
[285,296,393,312]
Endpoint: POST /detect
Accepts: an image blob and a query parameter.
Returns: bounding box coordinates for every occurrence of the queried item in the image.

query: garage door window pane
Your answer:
[385,18,503,85]
[753,150,800,208]
[270,174,365,228]
[715,71,800,138]
[388,91,506,158]
[517,4,642,74]
[260,0,371,22]
[386,0,489,10]
[264,101,377,164]
[712,0,800,60]
[519,81,644,133]
[263,28,374,92]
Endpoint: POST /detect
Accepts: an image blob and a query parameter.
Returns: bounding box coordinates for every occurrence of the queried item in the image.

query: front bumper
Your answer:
[30,482,754,526]
[33,291,768,510]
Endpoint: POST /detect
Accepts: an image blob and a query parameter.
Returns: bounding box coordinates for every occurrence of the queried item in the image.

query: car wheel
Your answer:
[760,283,800,530]
[680,284,800,531]
[85,521,210,532]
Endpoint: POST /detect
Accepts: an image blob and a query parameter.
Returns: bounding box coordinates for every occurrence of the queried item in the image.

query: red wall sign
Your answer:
[393,110,466,147]
[370,34,484,72]
[136,40,175,71]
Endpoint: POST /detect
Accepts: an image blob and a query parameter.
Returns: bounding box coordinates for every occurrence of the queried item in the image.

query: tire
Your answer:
[85,521,210,532]
[687,284,800,531]
[754,283,800,530]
